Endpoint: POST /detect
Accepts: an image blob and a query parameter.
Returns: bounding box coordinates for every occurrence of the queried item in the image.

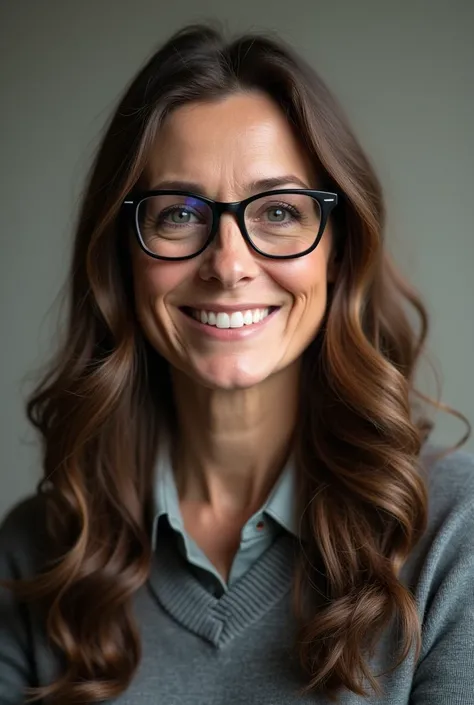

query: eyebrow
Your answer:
[148,175,312,196]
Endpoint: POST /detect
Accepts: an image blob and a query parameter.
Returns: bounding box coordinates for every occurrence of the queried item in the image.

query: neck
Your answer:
[169,361,301,519]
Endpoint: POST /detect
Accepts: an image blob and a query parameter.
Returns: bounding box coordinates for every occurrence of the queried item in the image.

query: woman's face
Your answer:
[131,92,336,390]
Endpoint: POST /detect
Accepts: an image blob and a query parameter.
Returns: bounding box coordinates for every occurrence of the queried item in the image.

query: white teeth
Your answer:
[216,313,230,328]
[230,312,244,328]
[243,310,253,325]
[191,307,271,329]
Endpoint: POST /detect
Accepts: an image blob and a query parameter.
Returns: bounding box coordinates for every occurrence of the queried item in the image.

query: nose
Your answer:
[198,213,260,288]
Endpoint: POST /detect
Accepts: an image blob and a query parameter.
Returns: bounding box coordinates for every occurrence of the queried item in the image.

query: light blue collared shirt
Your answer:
[152,441,300,595]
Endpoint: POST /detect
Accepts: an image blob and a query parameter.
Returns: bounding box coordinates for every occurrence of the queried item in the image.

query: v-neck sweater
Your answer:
[151,520,296,648]
[1,447,474,704]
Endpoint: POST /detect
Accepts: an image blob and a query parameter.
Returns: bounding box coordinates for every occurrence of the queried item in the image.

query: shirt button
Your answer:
[256,520,265,531]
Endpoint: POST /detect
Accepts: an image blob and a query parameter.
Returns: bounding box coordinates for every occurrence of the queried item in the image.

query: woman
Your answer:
[0,22,473,705]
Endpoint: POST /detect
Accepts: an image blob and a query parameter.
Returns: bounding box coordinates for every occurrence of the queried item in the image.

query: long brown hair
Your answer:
[5,22,470,704]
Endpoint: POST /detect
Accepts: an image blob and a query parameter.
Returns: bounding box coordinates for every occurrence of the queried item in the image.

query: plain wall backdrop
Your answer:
[1,0,473,519]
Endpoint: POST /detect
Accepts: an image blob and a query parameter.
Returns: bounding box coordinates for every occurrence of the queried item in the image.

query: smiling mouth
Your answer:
[180,306,280,329]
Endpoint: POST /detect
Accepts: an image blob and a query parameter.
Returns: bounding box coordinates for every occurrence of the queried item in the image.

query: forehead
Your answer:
[143,92,316,195]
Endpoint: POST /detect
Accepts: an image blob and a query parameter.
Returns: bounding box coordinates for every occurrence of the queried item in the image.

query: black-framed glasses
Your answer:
[122,188,338,260]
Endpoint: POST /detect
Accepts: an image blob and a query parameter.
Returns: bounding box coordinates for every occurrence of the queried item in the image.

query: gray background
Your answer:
[1,0,473,519]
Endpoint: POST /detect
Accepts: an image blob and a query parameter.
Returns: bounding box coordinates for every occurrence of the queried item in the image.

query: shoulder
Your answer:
[420,443,474,523]
[0,494,51,579]
[401,443,474,597]
[399,444,474,678]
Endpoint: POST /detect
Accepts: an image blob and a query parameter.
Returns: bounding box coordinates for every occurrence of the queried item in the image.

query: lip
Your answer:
[180,303,277,313]
[178,306,280,340]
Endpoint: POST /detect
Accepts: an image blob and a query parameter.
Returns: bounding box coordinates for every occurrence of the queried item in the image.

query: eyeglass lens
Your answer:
[136,193,322,258]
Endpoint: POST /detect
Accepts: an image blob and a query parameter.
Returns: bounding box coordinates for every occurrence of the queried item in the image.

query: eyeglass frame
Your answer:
[122,188,339,261]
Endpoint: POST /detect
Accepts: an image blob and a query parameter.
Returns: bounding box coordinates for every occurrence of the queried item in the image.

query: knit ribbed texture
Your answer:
[151,524,297,647]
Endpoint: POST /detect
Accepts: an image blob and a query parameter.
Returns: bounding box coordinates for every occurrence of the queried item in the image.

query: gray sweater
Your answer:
[1,448,474,704]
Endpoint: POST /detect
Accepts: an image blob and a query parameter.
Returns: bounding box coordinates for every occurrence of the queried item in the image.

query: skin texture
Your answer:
[131,92,337,578]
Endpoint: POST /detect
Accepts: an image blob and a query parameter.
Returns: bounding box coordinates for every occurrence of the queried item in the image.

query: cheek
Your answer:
[131,251,193,305]
[130,252,197,350]
[266,248,331,355]
[269,249,330,309]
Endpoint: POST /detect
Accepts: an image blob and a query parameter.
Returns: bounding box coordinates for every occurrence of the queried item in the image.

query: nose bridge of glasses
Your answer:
[214,200,241,219]
[212,200,245,239]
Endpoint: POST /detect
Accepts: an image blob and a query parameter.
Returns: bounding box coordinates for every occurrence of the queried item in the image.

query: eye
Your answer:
[266,206,288,222]
[162,207,200,224]
[261,203,301,224]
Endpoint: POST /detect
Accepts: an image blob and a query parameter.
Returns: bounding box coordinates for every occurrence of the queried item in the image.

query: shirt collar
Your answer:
[151,439,300,551]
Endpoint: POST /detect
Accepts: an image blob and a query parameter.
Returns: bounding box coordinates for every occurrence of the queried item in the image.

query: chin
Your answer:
[190,356,273,391]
